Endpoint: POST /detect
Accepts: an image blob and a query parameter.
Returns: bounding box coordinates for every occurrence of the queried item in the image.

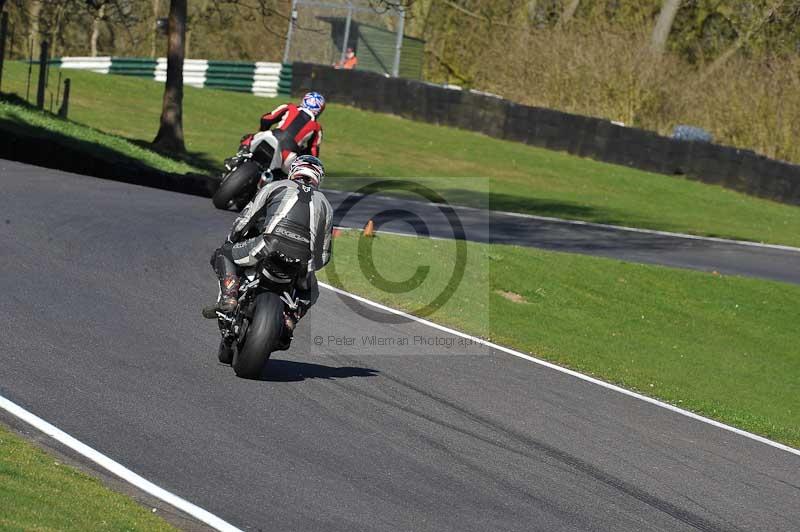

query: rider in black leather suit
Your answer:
[203,155,333,331]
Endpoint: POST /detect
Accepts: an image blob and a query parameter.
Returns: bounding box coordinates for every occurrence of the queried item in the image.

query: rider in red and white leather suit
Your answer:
[239,92,325,181]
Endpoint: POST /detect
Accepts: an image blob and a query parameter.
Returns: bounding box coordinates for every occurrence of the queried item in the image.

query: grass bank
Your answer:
[2,61,800,247]
[320,231,800,448]
[0,98,195,175]
[0,424,175,530]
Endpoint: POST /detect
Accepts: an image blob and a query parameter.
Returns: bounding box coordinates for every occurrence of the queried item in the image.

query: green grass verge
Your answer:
[320,231,800,448]
[0,424,176,531]
[3,61,800,246]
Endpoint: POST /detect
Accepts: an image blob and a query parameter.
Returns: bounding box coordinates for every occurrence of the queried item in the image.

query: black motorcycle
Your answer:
[212,243,306,378]
[212,140,285,211]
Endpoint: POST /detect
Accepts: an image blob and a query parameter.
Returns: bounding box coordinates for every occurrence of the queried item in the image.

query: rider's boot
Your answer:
[202,275,240,319]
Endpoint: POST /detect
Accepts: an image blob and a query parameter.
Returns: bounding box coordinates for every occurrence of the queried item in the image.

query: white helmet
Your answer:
[288,155,325,188]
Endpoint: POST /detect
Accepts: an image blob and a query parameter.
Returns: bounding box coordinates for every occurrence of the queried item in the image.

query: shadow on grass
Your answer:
[125,137,221,175]
[325,174,625,224]
[0,95,215,197]
[464,188,624,222]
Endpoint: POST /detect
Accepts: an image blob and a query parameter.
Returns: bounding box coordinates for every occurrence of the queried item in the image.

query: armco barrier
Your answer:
[291,62,800,206]
[108,57,157,77]
[277,63,292,96]
[56,57,288,98]
[60,57,111,73]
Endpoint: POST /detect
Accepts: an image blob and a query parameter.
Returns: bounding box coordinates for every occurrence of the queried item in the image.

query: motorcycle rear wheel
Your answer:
[232,292,284,378]
[212,160,261,211]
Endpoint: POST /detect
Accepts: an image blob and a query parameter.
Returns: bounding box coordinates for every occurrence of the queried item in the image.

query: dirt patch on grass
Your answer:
[496,290,527,303]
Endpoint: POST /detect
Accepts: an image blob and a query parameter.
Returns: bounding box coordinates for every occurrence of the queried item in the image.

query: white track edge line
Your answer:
[0,395,242,532]
[326,190,800,253]
[318,282,800,458]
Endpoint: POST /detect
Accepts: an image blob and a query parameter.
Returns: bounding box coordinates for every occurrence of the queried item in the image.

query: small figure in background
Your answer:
[334,48,358,70]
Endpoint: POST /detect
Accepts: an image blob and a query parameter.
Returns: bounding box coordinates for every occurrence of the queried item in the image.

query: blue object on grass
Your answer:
[672,125,713,142]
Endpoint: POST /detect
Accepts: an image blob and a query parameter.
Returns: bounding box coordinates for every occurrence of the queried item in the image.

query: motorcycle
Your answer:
[211,241,306,378]
[212,134,286,211]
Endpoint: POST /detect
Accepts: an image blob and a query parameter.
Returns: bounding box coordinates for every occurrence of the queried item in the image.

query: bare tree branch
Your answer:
[438,0,526,29]
[700,0,785,79]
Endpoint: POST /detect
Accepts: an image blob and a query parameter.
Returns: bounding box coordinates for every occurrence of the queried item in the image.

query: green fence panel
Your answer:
[278,63,293,96]
[205,72,256,81]
[205,79,253,92]
[207,61,256,75]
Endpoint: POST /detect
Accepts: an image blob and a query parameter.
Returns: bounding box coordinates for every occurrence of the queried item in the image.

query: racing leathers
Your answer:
[206,178,333,325]
[241,104,323,176]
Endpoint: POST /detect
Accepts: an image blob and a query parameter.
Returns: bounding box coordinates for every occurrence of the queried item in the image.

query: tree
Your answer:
[28,0,42,57]
[48,0,71,58]
[87,1,109,56]
[560,0,580,26]
[150,0,160,58]
[651,0,682,53]
[700,0,786,79]
[152,0,186,153]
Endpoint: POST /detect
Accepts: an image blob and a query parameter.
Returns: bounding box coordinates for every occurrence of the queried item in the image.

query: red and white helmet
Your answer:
[288,155,325,188]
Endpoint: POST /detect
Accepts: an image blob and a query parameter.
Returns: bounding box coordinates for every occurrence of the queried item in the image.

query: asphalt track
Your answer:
[1,159,799,531]
[324,190,800,285]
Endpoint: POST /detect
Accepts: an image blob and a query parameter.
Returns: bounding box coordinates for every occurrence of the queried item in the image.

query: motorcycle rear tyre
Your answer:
[212,160,260,211]
[232,292,283,378]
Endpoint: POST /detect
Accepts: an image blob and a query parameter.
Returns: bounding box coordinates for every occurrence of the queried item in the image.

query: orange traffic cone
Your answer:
[363,219,375,237]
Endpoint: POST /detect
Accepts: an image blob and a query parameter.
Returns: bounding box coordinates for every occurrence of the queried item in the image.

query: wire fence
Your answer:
[282,0,407,77]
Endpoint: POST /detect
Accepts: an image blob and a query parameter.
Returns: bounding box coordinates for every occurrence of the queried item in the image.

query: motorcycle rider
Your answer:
[237,92,325,186]
[202,155,333,333]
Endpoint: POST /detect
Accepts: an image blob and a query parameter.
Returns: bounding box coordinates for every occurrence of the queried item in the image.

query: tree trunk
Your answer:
[49,0,68,59]
[650,0,682,53]
[513,0,538,26]
[28,0,42,58]
[560,0,580,25]
[150,0,161,58]
[90,4,106,57]
[527,0,538,24]
[153,0,186,153]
